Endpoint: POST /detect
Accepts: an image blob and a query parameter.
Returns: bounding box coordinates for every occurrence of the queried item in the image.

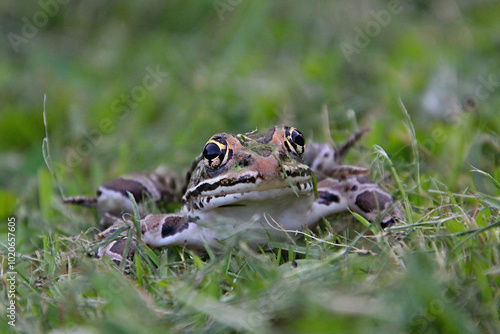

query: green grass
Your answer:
[1,1,500,333]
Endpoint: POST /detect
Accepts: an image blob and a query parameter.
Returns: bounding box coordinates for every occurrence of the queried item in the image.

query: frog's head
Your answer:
[182,126,314,221]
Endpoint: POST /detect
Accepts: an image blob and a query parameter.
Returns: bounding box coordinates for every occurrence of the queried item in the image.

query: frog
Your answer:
[64,126,404,263]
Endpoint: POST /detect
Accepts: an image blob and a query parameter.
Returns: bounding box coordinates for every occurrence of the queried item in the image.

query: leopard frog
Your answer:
[65,126,404,262]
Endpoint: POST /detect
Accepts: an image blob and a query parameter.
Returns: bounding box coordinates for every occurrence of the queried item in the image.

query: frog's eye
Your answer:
[203,136,229,169]
[284,126,306,157]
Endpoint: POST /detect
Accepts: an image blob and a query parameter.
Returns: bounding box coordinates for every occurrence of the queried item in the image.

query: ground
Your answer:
[0,1,499,333]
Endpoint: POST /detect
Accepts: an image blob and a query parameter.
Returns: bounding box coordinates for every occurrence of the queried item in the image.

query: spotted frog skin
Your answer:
[64,126,404,263]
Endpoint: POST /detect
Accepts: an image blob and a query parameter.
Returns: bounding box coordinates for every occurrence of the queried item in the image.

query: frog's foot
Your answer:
[96,237,136,265]
[96,214,217,264]
[305,128,370,177]
[95,215,137,264]
[311,176,404,228]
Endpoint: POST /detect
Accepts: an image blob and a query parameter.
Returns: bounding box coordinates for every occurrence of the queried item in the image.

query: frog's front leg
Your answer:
[310,176,404,228]
[96,214,217,263]
[138,214,217,248]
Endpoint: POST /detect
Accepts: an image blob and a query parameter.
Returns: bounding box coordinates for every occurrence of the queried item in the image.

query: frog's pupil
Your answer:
[204,142,222,160]
[292,130,305,146]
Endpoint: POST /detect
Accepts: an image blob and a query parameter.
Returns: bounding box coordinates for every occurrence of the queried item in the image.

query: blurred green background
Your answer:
[1,0,499,230]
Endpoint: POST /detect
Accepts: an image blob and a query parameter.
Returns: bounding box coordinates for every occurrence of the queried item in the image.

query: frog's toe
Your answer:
[380,201,406,229]
[380,216,398,229]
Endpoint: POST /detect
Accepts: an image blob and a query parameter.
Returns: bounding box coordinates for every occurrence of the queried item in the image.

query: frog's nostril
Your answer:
[239,155,253,167]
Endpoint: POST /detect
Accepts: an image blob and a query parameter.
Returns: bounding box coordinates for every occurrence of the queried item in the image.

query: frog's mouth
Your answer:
[183,174,314,212]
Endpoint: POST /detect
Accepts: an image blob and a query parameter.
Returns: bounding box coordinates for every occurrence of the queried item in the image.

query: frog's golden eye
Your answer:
[284,126,306,157]
[203,136,230,169]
